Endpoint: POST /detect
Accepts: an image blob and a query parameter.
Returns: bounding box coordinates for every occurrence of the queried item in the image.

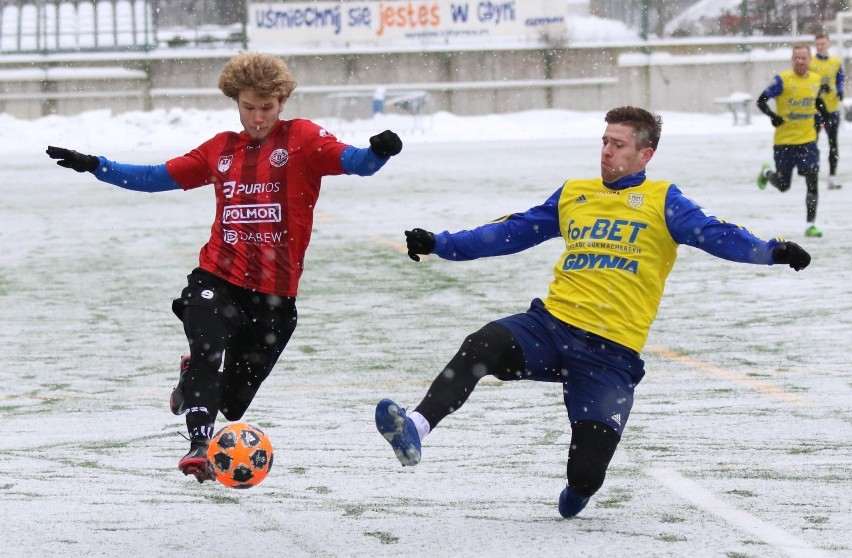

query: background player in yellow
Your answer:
[375,106,811,518]
[756,43,830,238]
[810,32,844,190]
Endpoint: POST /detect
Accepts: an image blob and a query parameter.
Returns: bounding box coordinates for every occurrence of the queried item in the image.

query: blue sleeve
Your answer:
[665,185,780,264]
[340,146,388,176]
[837,66,845,97]
[94,157,181,192]
[762,76,783,98]
[433,187,563,261]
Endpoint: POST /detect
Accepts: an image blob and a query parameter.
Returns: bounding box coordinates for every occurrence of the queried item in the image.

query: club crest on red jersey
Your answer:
[218,155,233,173]
[269,148,289,167]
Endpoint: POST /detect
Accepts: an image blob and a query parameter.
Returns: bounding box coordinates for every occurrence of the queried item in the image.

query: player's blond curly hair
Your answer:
[218,52,297,101]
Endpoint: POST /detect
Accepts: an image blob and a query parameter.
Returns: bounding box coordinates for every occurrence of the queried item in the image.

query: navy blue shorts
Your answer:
[495,299,645,435]
[773,142,819,186]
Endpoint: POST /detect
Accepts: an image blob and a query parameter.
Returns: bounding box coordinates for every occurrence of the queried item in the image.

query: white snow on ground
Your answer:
[0,107,850,557]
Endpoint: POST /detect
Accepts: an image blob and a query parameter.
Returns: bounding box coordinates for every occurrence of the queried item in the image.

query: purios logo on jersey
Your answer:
[218,155,233,173]
[269,148,289,167]
[223,204,282,224]
[221,181,281,199]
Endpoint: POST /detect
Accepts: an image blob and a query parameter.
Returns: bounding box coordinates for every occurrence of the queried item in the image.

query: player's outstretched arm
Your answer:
[47,145,180,193]
[46,146,100,173]
[340,129,403,176]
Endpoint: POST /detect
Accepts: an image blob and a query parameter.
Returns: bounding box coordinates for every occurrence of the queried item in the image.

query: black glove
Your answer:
[771,241,811,271]
[820,83,831,95]
[769,114,784,127]
[46,146,100,173]
[405,228,435,262]
[369,130,402,158]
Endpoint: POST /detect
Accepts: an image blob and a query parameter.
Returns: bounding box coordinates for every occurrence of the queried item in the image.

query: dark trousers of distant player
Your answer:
[414,299,640,498]
[771,142,819,222]
[815,111,840,176]
[172,268,297,442]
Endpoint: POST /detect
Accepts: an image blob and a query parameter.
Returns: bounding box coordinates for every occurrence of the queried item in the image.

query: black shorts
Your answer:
[172,268,297,376]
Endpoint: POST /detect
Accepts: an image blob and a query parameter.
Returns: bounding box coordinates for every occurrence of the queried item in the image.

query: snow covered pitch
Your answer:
[0,108,849,557]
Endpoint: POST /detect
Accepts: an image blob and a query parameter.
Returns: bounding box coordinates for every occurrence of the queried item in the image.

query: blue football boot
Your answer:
[375,398,421,466]
[559,485,590,518]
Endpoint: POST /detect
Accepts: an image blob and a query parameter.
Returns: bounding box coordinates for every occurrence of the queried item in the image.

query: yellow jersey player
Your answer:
[756,43,829,238]
[375,106,811,518]
[810,32,844,190]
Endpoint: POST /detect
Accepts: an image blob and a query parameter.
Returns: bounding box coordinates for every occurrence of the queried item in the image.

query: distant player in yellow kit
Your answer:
[756,43,830,238]
[375,106,812,518]
[810,32,844,190]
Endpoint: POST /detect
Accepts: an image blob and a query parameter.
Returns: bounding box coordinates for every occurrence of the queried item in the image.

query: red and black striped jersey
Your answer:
[166,119,348,296]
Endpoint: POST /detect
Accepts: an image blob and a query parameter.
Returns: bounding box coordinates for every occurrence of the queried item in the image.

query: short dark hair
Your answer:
[815,32,829,41]
[604,106,662,150]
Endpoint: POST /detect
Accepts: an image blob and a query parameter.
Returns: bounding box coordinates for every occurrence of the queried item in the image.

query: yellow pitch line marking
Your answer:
[646,345,811,405]
[371,234,430,259]
[371,235,405,251]
[314,210,335,223]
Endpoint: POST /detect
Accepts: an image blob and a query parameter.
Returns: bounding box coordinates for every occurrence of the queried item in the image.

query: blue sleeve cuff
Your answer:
[340,146,387,176]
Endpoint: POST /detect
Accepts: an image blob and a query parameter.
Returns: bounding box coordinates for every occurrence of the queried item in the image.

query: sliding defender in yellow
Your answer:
[376,106,811,518]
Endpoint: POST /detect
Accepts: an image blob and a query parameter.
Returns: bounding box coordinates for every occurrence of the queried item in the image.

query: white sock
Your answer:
[409,411,431,441]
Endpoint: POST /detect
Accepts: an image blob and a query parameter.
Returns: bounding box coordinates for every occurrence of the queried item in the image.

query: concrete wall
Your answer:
[0,39,845,119]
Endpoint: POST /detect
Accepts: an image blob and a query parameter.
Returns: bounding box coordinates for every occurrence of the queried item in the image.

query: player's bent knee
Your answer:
[464,322,524,381]
[220,405,246,421]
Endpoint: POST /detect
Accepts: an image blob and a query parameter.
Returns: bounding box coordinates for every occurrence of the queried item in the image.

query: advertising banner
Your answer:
[248,1,568,50]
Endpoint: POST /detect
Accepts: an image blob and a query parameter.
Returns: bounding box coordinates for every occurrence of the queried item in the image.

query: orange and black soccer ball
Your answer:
[207,422,274,488]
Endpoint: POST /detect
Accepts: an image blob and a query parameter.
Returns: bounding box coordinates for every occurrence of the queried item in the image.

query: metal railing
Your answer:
[0,0,247,54]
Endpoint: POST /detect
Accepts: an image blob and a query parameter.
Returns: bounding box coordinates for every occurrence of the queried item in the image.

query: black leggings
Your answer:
[414,322,621,498]
[414,322,525,428]
[772,169,819,223]
[174,269,296,440]
[817,121,840,175]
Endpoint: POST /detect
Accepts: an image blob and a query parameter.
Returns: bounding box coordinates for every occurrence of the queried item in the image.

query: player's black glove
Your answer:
[769,114,784,127]
[46,146,100,173]
[405,228,435,262]
[820,83,831,95]
[771,241,811,271]
[369,130,403,158]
